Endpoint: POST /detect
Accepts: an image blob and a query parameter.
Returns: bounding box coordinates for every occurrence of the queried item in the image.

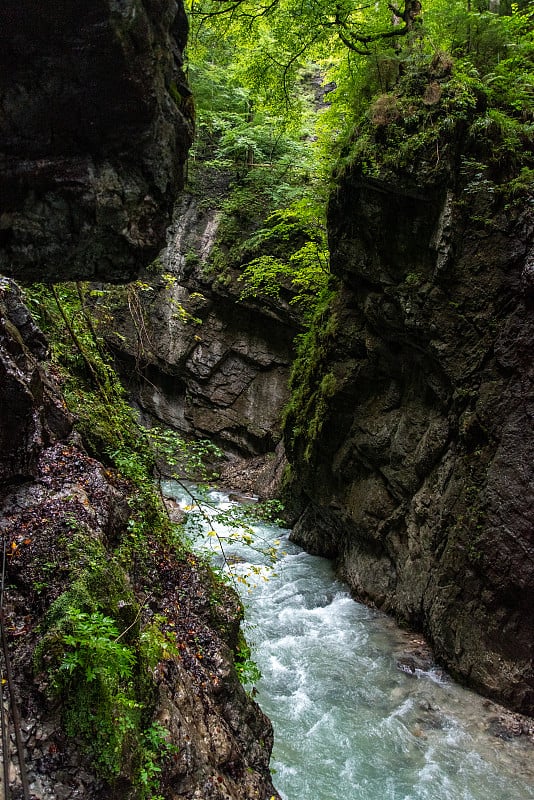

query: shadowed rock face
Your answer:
[0,0,193,283]
[0,279,73,484]
[285,160,534,714]
[97,194,298,456]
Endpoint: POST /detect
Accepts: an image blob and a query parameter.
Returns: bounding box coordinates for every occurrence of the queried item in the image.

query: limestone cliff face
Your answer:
[100,193,297,456]
[284,133,534,713]
[0,0,193,283]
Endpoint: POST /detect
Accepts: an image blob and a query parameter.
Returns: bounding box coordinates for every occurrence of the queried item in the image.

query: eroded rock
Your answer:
[0,0,193,283]
[285,132,534,714]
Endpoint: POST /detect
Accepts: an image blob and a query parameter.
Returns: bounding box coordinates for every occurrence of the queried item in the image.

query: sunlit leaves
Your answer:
[236,204,330,317]
[177,486,285,589]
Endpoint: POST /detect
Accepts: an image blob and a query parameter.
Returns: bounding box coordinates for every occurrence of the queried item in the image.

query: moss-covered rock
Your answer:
[0,281,279,798]
[283,60,534,715]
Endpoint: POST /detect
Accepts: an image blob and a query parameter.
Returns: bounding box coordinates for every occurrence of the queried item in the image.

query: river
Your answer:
[162,482,534,800]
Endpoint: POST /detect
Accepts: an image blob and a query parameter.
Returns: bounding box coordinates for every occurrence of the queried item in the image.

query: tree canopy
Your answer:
[187,0,533,101]
[192,0,425,56]
[184,0,532,316]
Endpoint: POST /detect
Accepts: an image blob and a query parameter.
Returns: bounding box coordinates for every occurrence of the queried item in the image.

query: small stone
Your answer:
[29,775,47,796]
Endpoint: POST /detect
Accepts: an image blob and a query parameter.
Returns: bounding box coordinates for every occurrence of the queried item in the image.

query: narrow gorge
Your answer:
[0,0,533,798]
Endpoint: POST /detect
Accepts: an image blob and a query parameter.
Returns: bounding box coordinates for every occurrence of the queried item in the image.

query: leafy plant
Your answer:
[235,632,262,690]
[178,485,284,588]
[36,597,140,780]
[138,722,178,799]
[58,609,135,684]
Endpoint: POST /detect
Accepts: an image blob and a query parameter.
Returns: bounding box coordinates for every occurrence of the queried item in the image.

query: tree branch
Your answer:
[333,0,422,53]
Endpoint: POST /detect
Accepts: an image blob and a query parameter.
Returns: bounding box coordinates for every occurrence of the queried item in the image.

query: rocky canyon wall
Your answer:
[98,193,298,457]
[0,5,279,797]
[0,0,193,283]
[284,74,534,715]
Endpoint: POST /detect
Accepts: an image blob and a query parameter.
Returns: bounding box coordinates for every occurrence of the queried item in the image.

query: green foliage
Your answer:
[23,282,245,792]
[60,632,128,769]
[57,609,135,686]
[180,486,285,586]
[25,283,147,459]
[31,540,178,788]
[63,689,140,780]
[188,0,424,100]
[501,166,534,206]
[334,27,532,187]
[188,0,533,187]
[187,40,315,194]
[26,483,182,791]
[185,7,333,319]
[430,3,534,108]
[138,722,178,799]
[468,107,533,171]
[198,175,331,319]
[38,599,176,789]
[234,631,262,690]
[35,576,140,780]
[238,207,330,318]
[283,293,339,461]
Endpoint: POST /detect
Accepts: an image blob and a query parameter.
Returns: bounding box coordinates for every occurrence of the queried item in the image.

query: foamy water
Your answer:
[163,482,534,800]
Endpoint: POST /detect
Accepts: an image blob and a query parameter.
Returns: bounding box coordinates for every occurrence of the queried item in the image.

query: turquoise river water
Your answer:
[163,482,534,800]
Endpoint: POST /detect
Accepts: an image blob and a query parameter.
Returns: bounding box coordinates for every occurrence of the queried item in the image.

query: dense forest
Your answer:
[184,0,533,311]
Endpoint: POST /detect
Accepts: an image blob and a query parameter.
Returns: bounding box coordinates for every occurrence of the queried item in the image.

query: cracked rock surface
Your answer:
[284,141,534,715]
[0,0,193,283]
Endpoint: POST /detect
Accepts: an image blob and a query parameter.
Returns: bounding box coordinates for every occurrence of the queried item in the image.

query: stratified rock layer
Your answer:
[0,0,193,283]
[285,154,534,714]
[101,194,297,455]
